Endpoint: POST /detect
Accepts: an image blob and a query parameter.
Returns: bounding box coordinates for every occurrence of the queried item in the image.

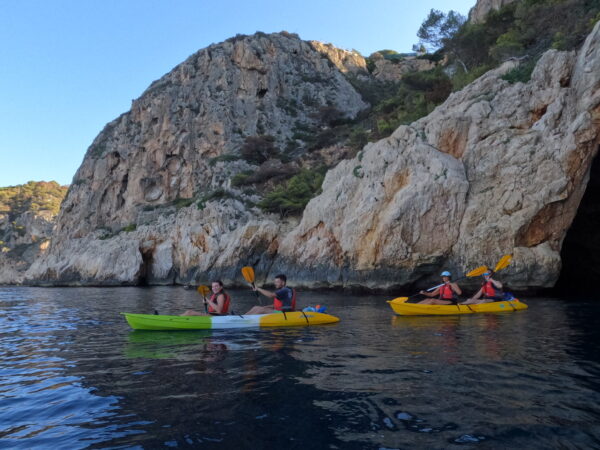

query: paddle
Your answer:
[458,253,513,308]
[494,254,512,272]
[490,254,516,310]
[241,266,262,306]
[197,285,210,313]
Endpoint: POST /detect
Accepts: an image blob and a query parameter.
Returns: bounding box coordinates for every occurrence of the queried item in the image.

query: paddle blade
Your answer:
[466,265,488,277]
[197,285,210,297]
[387,297,409,304]
[241,266,255,284]
[494,254,513,272]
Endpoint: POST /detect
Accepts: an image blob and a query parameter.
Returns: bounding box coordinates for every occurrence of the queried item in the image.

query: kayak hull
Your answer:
[387,298,528,316]
[122,311,340,330]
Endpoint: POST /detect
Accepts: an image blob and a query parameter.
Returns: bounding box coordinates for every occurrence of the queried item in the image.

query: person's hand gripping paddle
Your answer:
[241,266,262,305]
[197,285,210,313]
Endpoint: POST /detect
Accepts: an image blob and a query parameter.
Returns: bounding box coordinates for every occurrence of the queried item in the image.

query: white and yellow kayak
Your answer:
[387,297,528,316]
[122,311,340,330]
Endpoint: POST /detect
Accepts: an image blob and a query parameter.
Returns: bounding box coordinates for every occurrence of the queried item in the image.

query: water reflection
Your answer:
[1,288,600,448]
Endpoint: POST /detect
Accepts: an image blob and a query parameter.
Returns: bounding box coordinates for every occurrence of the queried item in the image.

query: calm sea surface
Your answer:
[1,286,599,449]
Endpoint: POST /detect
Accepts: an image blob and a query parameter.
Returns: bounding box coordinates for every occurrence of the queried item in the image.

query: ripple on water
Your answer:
[1,289,600,448]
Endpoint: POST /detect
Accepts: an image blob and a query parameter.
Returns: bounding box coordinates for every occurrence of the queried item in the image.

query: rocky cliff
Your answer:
[469,0,518,23]
[276,22,600,290]
[14,23,600,290]
[0,181,67,283]
[23,32,368,285]
[369,52,437,82]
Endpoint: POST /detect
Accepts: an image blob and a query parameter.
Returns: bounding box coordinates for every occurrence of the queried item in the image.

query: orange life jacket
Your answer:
[482,281,496,298]
[208,291,231,314]
[439,284,455,300]
[273,287,296,311]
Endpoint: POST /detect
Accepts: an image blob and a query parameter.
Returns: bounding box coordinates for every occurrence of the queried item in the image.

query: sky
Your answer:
[0,0,476,187]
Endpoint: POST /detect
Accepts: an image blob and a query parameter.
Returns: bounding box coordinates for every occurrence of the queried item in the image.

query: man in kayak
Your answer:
[183,280,231,315]
[460,271,503,304]
[245,273,296,315]
[417,271,462,304]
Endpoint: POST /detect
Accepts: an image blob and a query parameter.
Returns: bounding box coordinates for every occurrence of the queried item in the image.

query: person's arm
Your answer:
[490,279,503,289]
[206,294,222,312]
[420,287,439,298]
[472,287,483,299]
[255,287,276,299]
[213,294,225,313]
[451,283,462,295]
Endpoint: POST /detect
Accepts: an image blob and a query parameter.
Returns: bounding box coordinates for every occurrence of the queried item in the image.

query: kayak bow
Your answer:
[122,311,340,330]
[387,297,528,315]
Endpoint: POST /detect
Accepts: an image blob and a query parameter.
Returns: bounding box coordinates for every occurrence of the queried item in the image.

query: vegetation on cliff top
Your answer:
[349,0,600,151]
[0,181,68,220]
[417,0,600,87]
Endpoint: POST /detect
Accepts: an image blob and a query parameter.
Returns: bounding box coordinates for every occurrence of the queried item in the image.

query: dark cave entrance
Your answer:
[138,248,153,286]
[555,148,600,295]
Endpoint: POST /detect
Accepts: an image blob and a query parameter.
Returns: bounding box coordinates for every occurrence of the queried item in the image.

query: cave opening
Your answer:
[138,248,153,286]
[555,148,600,295]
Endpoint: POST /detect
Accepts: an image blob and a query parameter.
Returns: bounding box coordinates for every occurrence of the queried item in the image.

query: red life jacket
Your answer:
[273,287,296,311]
[482,281,496,298]
[208,291,231,314]
[439,284,454,300]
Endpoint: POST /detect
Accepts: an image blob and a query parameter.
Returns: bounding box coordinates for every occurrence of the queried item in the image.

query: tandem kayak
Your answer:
[122,311,340,330]
[387,297,528,316]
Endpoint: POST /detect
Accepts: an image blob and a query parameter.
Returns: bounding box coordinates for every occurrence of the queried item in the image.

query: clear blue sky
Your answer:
[0,0,476,187]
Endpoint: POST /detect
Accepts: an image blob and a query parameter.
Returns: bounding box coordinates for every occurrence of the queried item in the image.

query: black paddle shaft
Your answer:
[252,282,263,305]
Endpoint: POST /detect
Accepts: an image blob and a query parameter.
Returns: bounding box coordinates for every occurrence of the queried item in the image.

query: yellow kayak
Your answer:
[387,297,528,316]
[122,311,340,330]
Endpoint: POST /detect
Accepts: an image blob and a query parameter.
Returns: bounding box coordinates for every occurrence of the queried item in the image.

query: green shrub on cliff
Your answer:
[174,197,195,209]
[349,127,369,150]
[208,154,241,167]
[501,58,538,84]
[258,168,326,215]
[361,68,452,139]
[0,181,68,219]
[240,135,279,164]
[196,188,235,210]
[231,170,256,187]
[451,63,495,91]
[419,0,600,85]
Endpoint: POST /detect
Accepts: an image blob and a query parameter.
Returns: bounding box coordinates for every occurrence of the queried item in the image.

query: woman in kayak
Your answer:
[245,273,296,315]
[460,271,503,304]
[417,271,462,304]
[183,280,231,315]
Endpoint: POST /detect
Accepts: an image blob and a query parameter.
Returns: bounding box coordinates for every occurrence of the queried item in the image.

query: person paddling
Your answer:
[461,271,503,304]
[183,280,231,316]
[245,273,296,315]
[417,271,462,305]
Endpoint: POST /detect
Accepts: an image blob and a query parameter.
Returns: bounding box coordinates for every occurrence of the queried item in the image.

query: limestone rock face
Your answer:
[0,210,54,248]
[273,23,600,290]
[24,32,368,286]
[17,24,600,290]
[469,0,518,23]
[308,41,368,75]
[371,56,437,82]
[276,131,469,288]
[0,210,55,284]
[54,32,367,241]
